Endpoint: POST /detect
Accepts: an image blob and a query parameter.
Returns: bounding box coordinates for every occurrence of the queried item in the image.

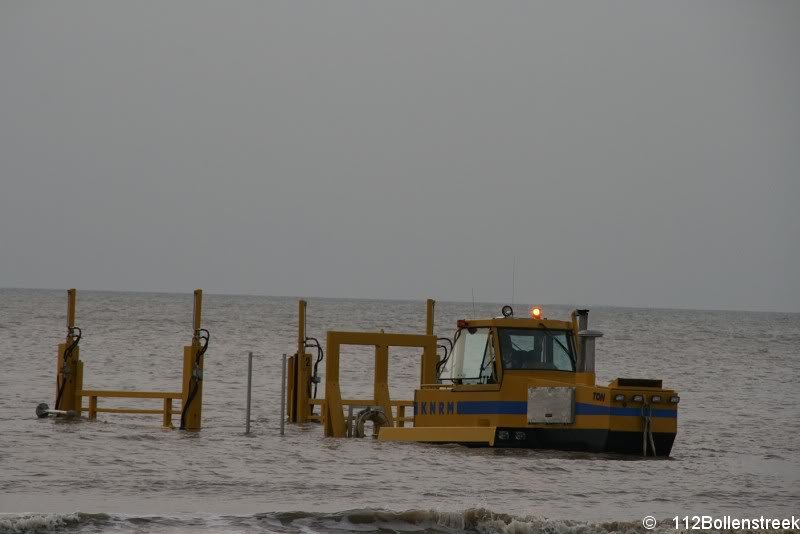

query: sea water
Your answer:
[1,289,798,533]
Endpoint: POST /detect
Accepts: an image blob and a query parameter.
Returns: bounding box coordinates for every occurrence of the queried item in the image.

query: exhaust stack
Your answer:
[574,309,602,373]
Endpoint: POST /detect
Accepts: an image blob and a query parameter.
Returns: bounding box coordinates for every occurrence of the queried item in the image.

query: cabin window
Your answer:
[445,327,496,384]
[498,328,575,372]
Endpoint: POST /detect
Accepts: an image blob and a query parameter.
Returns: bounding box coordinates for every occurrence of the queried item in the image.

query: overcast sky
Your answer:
[1,1,798,312]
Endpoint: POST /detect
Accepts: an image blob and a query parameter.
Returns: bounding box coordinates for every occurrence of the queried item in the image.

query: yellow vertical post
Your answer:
[181,346,194,422]
[420,299,438,385]
[323,333,345,437]
[286,355,296,421]
[397,405,405,428]
[181,289,204,431]
[374,344,394,427]
[55,342,65,406]
[56,289,82,412]
[55,343,62,403]
[297,300,305,367]
[88,396,97,419]
[61,290,77,410]
[74,360,83,415]
[67,288,76,331]
[295,300,311,423]
[426,299,435,336]
[163,398,173,428]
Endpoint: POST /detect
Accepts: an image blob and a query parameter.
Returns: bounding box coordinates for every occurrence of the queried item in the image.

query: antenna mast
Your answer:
[471,288,476,318]
[511,255,516,308]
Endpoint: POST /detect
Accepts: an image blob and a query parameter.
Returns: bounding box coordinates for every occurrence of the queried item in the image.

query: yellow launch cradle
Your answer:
[39,288,209,431]
[286,299,438,437]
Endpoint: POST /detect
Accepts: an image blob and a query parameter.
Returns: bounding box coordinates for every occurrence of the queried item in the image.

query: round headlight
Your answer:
[651,395,662,403]
[632,394,644,402]
[613,394,625,402]
[501,305,514,318]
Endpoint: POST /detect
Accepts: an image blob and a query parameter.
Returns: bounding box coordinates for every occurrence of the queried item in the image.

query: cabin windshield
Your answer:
[442,327,496,384]
[498,328,575,372]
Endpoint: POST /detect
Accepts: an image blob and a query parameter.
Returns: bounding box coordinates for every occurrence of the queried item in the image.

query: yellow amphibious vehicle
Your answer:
[286,302,679,457]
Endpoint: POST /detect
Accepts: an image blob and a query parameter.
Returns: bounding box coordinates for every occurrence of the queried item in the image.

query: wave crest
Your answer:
[0,512,109,533]
[2,509,796,533]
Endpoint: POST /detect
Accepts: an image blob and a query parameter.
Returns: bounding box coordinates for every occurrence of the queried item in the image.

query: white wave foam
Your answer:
[0,512,84,533]
[0,509,796,534]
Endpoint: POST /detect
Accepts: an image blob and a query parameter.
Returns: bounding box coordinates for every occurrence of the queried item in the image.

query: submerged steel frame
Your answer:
[322,330,438,438]
[52,289,207,430]
[286,300,313,424]
[55,289,83,415]
[286,299,438,430]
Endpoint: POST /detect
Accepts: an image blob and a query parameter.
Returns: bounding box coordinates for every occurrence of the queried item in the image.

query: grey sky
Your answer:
[1,1,798,312]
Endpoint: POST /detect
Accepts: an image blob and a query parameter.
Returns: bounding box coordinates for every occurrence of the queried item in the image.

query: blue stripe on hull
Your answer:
[453,400,677,418]
[575,403,677,418]
[456,401,527,415]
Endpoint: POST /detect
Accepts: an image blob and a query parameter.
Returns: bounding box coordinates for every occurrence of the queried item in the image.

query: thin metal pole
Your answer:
[471,288,475,318]
[280,354,287,436]
[347,404,354,438]
[246,351,253,434]
[511,255,516,308]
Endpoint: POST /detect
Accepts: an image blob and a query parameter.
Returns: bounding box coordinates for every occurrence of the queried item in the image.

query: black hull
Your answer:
[491,427,676,457]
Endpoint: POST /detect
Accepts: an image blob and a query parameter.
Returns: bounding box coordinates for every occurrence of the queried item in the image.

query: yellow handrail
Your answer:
[82,392,177,428]
[82,407,164,415]
[80,390,182,399]
[51,288,206,431]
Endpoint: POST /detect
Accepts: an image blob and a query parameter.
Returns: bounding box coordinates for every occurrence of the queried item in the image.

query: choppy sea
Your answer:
[1,289,798,533]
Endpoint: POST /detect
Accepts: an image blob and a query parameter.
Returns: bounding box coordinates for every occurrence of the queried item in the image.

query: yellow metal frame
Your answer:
[287,299,437,428]
[83,390,182,428]
[322,330,437,437]
[287,300,313,423]
[55,289,83,414]
[179,289,205,431]
[53,289,207,430]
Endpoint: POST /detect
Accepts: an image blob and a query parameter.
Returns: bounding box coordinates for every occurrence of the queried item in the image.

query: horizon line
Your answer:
[1,285,797,315]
